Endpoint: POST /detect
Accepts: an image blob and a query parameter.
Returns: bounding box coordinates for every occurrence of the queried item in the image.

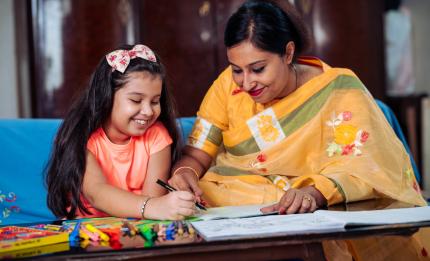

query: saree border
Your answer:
[225,74,366,156]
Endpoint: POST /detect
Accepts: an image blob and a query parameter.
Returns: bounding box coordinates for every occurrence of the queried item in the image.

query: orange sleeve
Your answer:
[146,122,173,155]
[87,128,100,155]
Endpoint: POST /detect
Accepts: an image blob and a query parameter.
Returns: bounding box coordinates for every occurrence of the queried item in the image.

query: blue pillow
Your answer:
[0,119,60,225]
[178,117,196,142]
[0,117,197,225]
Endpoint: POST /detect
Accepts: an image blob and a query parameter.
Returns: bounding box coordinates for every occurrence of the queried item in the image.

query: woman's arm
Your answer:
[168,145,213,198]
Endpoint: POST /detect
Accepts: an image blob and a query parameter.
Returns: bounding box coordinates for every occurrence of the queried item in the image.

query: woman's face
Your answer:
[227,41,294,104]
[104,71,162,144]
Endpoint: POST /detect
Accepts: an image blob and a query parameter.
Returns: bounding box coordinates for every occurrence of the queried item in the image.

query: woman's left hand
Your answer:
[260,186,326,214]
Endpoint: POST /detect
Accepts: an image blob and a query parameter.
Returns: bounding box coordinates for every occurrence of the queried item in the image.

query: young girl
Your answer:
[46,44,196,220]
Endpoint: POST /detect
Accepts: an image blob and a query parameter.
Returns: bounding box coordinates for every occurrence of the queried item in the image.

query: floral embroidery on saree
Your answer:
[248,153,268,173]
[257,115,280,142]
[247,108,286,150]
[405,168,420,193]
[326,111,370,157]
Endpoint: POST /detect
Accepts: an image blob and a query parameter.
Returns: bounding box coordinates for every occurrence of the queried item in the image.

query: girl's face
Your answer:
[227,40,294,104]
[104,71,162,144]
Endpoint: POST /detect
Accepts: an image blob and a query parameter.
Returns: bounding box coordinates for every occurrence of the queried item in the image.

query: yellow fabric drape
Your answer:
[189,57,429,260]
[189,57,425,208]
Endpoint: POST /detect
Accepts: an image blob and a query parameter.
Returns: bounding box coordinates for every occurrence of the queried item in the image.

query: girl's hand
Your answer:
[144,191,196,220]
[260,186,326,214]
[168,171,203,201]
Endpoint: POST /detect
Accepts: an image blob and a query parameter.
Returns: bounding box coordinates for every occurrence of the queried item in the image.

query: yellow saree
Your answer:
[188,57,425,208]
[188,57,429,260]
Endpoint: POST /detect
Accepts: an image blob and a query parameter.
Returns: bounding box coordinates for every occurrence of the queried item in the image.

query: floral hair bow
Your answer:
[106,44,157,73]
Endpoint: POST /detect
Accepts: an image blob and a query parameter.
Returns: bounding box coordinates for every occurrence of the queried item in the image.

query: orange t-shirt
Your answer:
[78,121,172,217]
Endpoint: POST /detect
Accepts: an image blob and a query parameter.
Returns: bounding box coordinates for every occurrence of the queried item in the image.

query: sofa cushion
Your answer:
[0,118,196,225]
[0,119,60,225]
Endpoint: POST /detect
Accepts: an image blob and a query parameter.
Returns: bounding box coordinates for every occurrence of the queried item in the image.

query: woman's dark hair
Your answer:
[224,0,311,59]
[45,44,181,219]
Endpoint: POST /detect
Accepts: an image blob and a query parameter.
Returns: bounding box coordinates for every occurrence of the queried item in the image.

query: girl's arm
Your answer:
[83,151,145,218]
[141,145,171,196]
[83,149,196,220]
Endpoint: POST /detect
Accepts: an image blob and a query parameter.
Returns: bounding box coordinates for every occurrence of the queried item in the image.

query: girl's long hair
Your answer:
[45,45,180,219]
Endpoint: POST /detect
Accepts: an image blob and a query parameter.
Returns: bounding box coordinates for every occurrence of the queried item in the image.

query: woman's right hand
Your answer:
[144,191,196,220]
[168,171,203,201]
[168,146,213,203]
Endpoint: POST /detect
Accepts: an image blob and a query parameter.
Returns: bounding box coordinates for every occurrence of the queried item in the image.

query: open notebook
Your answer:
[195,204,278,221]
[191,205,430,241]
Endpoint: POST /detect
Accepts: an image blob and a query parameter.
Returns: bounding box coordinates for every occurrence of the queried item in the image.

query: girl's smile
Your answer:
[133,119,149,126]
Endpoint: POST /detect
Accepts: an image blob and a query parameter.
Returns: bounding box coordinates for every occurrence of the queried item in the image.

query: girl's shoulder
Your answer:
[146,121,168,133]
[87,127,104,145]
[141,121,171,140]
[139,121,173,152]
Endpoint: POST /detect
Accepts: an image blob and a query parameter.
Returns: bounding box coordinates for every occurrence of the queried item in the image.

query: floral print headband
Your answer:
[105,44,157,73]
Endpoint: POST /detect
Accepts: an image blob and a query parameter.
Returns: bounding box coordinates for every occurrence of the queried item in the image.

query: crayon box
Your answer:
[0,226,69,253]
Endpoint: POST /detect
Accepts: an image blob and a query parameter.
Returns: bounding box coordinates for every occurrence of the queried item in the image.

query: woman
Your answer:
[169,1,428,259]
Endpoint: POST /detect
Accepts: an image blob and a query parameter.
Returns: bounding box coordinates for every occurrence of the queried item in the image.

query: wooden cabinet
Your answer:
[29,0,243,117]
[139,0,242,116]
[29,0,386,118]
[298,0,386,100]
[30,0,139,117]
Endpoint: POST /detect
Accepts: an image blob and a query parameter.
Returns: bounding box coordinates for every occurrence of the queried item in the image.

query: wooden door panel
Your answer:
[30,0,137,117]
[140,0,218,116]
[299,0,386,100]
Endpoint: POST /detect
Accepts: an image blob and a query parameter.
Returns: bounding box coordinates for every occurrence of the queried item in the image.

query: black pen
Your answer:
[156,179,207,211]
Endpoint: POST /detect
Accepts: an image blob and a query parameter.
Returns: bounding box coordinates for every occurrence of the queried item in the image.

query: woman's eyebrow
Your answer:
[230,60,266,68]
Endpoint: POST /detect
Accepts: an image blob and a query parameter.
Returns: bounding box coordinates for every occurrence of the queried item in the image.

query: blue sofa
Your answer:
[0,103,422,225]
[0,118,196,225]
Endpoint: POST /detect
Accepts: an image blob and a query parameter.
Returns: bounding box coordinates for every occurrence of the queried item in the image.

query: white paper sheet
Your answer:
[315,206,430,226]
[192,213,346,241]
[195,204,277,221]
[191,206,430,241]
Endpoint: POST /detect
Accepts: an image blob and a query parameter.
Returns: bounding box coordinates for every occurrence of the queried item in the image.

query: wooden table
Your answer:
[7,199,430,260]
